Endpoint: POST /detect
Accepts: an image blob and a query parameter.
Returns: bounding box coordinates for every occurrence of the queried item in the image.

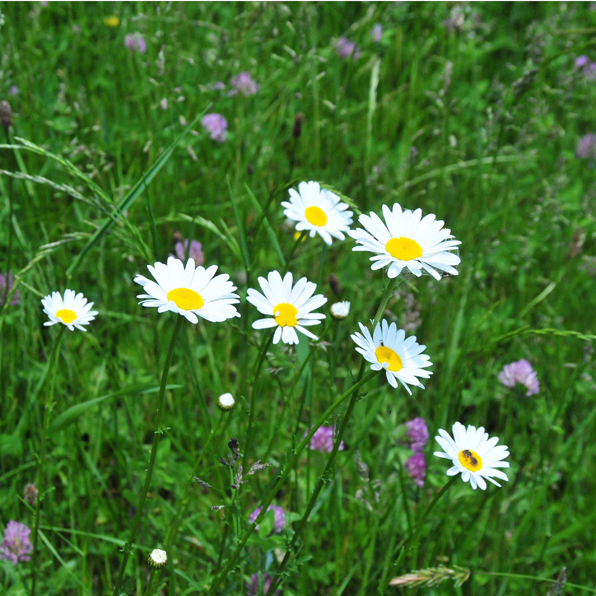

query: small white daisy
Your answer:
[330,300,350,320]
[41,289,98,332]
[348,203,461,280]
[246,270,327,345]
[217,392,235,411]
[434,422,510,490]
[148,548,168,569]
[134,256,240,324]
[351,319,432,394]
[281,181,353,246]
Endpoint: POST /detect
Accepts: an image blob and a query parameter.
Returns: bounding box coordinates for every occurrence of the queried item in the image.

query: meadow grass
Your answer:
[1,2,596,595]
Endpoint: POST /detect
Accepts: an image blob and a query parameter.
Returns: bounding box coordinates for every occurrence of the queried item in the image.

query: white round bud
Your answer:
[148,548,167,569]
[218,392,235,411]
[330,301,350,320]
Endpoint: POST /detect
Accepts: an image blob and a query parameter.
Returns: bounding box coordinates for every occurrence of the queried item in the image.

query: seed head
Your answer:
[1,100,13,130]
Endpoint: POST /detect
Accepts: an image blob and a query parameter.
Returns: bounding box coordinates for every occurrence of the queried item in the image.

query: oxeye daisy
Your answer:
[246,271,327,345]
[41,289,98,332]
[351,320,432,394]
[434,422,510,490]
[281,181,353,246]
[134,256,240,324]
[348,203,461,280]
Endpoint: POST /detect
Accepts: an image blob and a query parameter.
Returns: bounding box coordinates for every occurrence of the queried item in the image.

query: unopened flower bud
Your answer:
[330,301,350,320]
[148,548,167,569]
[218,392,235,411]
[24,483,38,507]
[1,100,13,130]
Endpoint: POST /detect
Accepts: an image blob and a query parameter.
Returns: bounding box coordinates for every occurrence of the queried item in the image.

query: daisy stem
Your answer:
[143,567,160,596]
[283,231,306,272]
[112,315,184,596]
[208,369,378,595]
[30,325,65,596]
[316,243,328,289]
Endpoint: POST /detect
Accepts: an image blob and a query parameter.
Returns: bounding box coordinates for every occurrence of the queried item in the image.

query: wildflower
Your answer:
[351,320,432,394]
[218,392,235,411]
[371,23,383,43]
[246,573,279,596]
[134,256,240,324]
[349,203,461,281]
[498,359,540,396]
[0,521,33,564]
[249,504,285,533]
[201,113,227,142]
[330,301,350,320]
[213,81,225,90]
[8,85,18,96]
[308,425,344,453]
[405,417,429,452]
[281,181,353,246]
[405,452,426,488]
[160,98,168,110]
[174,238,204,265]
[576,55,589,68]
[246,271,326,345]
[443,5,465,33]
[228,71,260,96]
[336,36,361,60]
[124,32,147,54]
[24,483,38,507]
[576,133,596,160]
[103,15,119,27]
[41,289,97,332]
[434,422,510,490]
[147,548,167,569]
[0,271,20,306]
[0,100,12,129]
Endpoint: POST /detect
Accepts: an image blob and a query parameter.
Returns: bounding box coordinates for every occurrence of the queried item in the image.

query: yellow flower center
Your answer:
[386,237,423,261]
[375,345,403,372]
[273,302,298,327]
[305,206,328,227]
[458,449,483,472]
[167,288,204,311]
[56,309,77,324]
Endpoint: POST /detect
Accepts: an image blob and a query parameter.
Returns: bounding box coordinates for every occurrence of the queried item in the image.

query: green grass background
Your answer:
[1,2,596,594]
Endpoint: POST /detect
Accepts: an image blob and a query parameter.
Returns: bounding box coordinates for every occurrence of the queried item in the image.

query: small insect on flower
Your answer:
[41,289,98,332]
[281,181,353,246]
[434,422,510,490]
[349,203,461,280]
[351,319,432,394]
[246,271,327,345]
[134,256,240,324]
[148,548,167,569]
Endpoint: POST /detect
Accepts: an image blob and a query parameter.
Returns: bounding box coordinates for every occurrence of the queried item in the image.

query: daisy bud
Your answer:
[218,393,235,411]
[148,548,167,569]
[330,301,350,320]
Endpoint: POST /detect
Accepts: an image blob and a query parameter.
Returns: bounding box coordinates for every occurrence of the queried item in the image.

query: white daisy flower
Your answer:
[41,289,98,332]
[281,181,353,246]
[351,319,432,394]
[148,548,168,569]
[246,270,327,345]
[434,422,510,490]
[330,300,350,320]
[348,203,461,280]
[134,256,240,324]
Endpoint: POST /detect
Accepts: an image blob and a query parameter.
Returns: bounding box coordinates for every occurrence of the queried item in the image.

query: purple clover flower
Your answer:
[0,271,20,306]
[124,33,147,54]
[246,573,280,596]
[498,359,540,396]
[8,85,19,97]
[371,23,383,43]
[228,71,260,97]
[576,133,596,159]
[213,81,225,90]
[0,521,33,564]
[405,452,426,488]
[249,504,285,534]
[308,425,345,453]
[201,113,227,142]
[174,239,204,265]
[405,417,429,453]
[336,37,361,60]
[576,55,589,68]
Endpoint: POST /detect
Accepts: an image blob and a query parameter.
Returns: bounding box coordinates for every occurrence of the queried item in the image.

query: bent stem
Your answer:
[30,325,65,596]
[112,315,184,596]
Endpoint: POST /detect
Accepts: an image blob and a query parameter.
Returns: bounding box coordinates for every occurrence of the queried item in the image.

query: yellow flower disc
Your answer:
[375,345,403,372]
[56,309,77,324]
[458,449,483,472]
[305,206,328,227]
[386,237,423,261]
[273,302,298,327]
[167,288,204,311]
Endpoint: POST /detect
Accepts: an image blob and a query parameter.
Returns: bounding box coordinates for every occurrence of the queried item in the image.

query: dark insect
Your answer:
[462,449,478,466]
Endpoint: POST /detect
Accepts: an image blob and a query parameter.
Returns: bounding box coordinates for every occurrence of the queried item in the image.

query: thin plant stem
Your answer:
[143,567,160,596]
[3,128,13,306]
[316,242,328,290]
[30,325,65,596]
[112,315,184,596]
[283,231,306,273]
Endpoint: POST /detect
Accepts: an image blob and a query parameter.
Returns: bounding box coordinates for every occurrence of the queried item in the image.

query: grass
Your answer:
[1,2,596,595]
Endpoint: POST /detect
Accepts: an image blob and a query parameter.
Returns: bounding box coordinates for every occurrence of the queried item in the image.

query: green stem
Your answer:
[316,243,328,290]
[143,567,160,596]
[30,325,65,596]
[474,571,596,594]
[283,231,306,273]
[3,129,13,307]
[208,370,378,595]
[112,315,184,596]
